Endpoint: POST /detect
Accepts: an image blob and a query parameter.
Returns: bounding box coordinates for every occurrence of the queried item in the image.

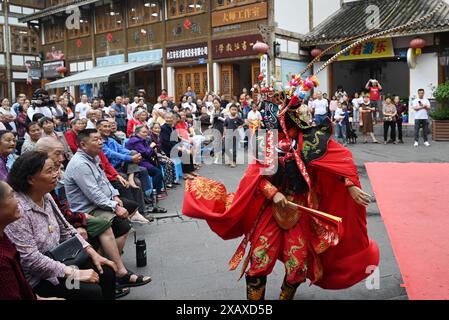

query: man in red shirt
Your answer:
[365,79,383,121]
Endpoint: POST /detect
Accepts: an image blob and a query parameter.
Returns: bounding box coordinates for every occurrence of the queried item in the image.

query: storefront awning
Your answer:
[45,62,157,89]
[303,0,449,46]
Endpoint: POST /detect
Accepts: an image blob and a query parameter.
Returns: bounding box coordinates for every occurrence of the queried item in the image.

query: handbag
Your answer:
[45,200,90,267]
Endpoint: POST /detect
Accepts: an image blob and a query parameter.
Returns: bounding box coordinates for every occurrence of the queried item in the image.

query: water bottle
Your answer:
[134,230,147,268]
[152,188,158,206]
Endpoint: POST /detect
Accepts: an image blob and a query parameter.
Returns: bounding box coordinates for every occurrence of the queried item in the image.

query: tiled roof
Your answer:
[19,0,100,23]
[303,0,449,45]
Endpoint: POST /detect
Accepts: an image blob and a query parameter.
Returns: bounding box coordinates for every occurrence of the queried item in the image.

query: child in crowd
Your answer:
[334,101,348,146]
[224,105,245,168]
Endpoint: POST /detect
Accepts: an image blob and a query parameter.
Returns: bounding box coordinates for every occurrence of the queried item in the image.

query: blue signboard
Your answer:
[128,49,163,63]
[96,54,125,67]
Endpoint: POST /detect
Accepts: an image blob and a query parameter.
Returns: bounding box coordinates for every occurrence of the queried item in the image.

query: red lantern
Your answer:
[184,18,191,30]
[311,48,323,58]
[253,41,269,54]
[410,37,426,55]
[56,66,67,74]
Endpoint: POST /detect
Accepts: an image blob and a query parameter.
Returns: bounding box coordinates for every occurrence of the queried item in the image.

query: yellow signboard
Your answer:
[337,38,395,61]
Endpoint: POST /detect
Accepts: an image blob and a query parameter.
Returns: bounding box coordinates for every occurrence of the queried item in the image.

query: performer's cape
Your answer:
[182,140,379,290]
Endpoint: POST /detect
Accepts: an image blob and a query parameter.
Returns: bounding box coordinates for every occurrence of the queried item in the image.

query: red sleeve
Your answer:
[64,130,78,154]
[258,178,278,200]
[99,151,119,181]
[127,119,135,138]
[309,140,361,188]
[0,259,22,300]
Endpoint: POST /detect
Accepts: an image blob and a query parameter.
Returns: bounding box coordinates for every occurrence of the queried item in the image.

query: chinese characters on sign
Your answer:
[212,2,268,27]
[212,34,263,59]
[260,54,269,83]
[337,38,395,61]
[166,43,209,63]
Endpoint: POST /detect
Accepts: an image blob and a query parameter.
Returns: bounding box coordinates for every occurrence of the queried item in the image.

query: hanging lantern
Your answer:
[253,41,269,54]
[410,37,426,55]
[311,48,323,58]
[106,33,113,43]
[56,66,67,75]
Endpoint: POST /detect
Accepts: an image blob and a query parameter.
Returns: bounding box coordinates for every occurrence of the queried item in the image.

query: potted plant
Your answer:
[431,82,449,141]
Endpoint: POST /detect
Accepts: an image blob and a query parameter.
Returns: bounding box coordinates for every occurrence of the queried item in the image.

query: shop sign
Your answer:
[337,38,395,61]
[96,54,125,67]
[212,34,262,59]
[260,54,269,83]
[212,2,268,27]
[129,49,163,64]
[25,60,42,79]
[43,60,64,79]
[166,43,208,63]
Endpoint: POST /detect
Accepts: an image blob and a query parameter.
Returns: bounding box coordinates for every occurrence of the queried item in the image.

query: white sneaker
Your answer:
[414,142,419,147]
[424,142,431,147]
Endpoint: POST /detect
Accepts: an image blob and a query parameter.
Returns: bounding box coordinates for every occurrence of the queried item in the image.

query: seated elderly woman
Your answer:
[148,122,177,188]
[0,131,17,182]
[4,151,118,300]
[20,122,42,155]
[0,180,36,300]
[125,126,166,200]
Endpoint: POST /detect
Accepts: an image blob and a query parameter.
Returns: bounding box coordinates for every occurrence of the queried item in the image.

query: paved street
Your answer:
[122,134,449,300]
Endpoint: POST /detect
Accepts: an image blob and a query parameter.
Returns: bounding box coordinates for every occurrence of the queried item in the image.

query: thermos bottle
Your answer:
[134,230,147,268]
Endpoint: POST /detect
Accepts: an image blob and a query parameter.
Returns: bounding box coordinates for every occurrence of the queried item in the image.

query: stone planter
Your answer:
[432,120,449,141]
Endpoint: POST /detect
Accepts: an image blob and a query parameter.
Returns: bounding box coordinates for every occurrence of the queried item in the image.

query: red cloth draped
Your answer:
[182,140,379,289]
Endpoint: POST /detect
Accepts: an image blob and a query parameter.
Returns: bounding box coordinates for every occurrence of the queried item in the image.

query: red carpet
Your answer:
[366,163,449,300]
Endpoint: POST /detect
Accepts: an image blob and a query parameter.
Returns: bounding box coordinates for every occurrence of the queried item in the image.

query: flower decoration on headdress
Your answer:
[286,74,320,107]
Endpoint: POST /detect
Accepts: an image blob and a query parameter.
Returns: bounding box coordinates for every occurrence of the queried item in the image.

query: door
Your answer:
[251,60,260,86]
[175,66,208,101]
[220,64,236,101]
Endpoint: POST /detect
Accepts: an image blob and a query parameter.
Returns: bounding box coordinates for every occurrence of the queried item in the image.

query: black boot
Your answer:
[279,278,300,300]
[245,275,267,301]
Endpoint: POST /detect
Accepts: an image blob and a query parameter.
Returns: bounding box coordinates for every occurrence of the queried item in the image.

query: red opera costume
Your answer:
[182,76,379,299]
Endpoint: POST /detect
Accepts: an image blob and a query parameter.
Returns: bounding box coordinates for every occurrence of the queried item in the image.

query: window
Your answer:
[10,27,39,54]
[128,0,161,26]
[0,26,3,52]
[68,9,90,39]
[213,0,255,10]
[168,0,204,18]
[43,21,64,44]
[96,1,123,33]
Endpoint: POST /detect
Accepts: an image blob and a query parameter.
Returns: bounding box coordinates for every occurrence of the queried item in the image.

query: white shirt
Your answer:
[75,102,90,119]
[334,107,346,122]
[27,105,54,120]
[412,98,430,120]
[182,102,197,113]
[312,98,328,115]
[0,107,17,132]
[247,110,262,121]
[352,98,362,110]
[86,120,96,129]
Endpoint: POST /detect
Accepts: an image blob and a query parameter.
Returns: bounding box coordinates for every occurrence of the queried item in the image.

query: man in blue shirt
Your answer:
[111,96,127,133]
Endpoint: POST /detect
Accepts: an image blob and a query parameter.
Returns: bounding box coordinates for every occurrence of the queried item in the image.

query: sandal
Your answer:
[115,287,131,299]
[151,207,168,214]
[117,271,152,288]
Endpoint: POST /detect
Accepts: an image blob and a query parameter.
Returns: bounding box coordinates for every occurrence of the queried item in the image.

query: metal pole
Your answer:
[4,0,12,99]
